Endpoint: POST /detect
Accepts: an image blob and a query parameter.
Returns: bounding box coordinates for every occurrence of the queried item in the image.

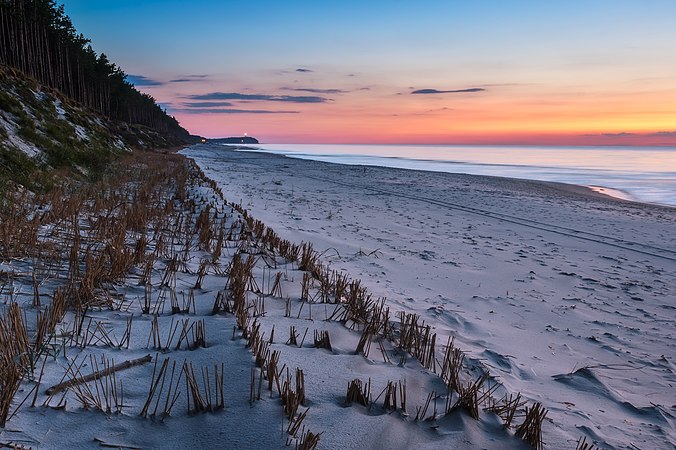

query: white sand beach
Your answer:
[182,144,676,449]
[2,144,673,449]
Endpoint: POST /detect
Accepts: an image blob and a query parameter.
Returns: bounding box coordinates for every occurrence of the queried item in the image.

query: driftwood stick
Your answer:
[46,354,152,395]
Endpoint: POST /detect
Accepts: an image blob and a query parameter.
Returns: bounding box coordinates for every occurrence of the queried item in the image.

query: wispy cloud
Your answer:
[126,74,164,86]
[283,87,348,94]
[178,108,300,114]
[184,101,234,107]
[187,92,330,103]
[170,75,210,83]
[411,88,485,94]
[296,68,313,73]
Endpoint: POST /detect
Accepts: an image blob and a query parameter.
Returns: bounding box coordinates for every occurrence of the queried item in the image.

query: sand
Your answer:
[181,143,676,449]
[1,143,673,449]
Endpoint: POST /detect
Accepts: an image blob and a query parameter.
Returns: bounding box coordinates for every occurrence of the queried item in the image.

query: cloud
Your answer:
[126,74,164,86]
[296,68,313,73]
[184,101,234,107]
[170,75,209,83]
[411,88,485,94]
[187,92,330,103]
[585,131,676,138]
[178,108,300,114]
[283,87,348,94]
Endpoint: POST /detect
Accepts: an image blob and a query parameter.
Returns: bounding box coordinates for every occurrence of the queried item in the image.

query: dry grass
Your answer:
[313,330,332,351]
[345,378,371,406]
[575,436,600,450]
[515,402,547,450]
[0,303,30,426]
[0,147,556,447]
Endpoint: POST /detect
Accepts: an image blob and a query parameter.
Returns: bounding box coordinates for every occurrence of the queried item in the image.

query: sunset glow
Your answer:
[63,0,676,145]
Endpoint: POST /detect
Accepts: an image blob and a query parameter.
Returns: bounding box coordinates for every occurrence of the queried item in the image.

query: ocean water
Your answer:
[240,144,676,207]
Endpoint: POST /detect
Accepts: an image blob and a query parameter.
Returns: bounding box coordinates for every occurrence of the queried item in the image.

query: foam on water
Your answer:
[238,144,676,207]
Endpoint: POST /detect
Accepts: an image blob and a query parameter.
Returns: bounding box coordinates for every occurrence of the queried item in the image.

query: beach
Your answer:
[182,143,676,449]
[1,144,673,449]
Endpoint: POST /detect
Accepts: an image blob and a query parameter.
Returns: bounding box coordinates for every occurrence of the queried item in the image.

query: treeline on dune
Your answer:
[0,0,189,140]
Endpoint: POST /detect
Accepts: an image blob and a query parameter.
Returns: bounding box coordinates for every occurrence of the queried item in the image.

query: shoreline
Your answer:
[183,143,676,449]
[229,144,675,208]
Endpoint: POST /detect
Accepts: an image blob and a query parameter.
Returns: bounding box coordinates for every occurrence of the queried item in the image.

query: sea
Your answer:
[238,144,676,207]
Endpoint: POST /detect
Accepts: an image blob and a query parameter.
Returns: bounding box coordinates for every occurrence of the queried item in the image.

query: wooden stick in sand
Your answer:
[45,354,152,395]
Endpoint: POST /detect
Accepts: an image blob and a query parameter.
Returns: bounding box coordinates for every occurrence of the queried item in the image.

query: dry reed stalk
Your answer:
[174,319,207,350]
[194,259,208,289]
[195,206,214,251]
[575,436,600,450]
[252,294,266,317]
[65,355,124,414]
[313,330,332,351]
[0,303,30,426]
[515,402,547,450]
[287,407,310,437]
[269,272,283,297]
[141,284,152,314]
[440,336,464,392]
[345,378,371,406]
[46,354,151,396]
[212,289,232,315]
[375,380,406,412]
[266,350,282,395]
[183,361,224,413]
[147,316,180,352]
[332,271,349,303]
[287,326,298,346]
[356,329,373,357]
[280,368,306,420]
[33,287,67,351]
[295,428,321,450]
[284,297,292,317]
[142,356,175,417]
[485,392,526,428]
[300,272,312,302]
[449,373,489,420]
[299,243,320,278]
[397,312,437,372]
[415,391,436,421]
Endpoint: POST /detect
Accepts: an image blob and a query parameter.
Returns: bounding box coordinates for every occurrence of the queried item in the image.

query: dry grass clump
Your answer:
[140,357,180,418]
[374,380,406,413]
[0,303,30,426]
[515,402,547,450]
[0,191,40,259]
[55,355,125,414]
[281,368,306,419]
[440,336,464,392]
[313,330,332,351]
[183,361,225,414]
[397,312,436,371]
[447,373,493,420]
[485,392,525,428]
[575,436,600,450]
[295,428,321,450]
[345,378,371,406]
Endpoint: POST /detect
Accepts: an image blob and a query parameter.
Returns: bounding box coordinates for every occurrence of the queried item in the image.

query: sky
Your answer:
[62,0,676,145]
